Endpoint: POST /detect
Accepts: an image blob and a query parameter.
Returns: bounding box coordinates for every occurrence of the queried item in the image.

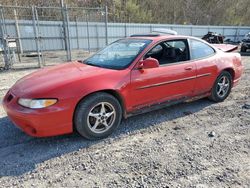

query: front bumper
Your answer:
[2,91,74,137]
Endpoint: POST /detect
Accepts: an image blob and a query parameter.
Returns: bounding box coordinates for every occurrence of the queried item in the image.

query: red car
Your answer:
[2,34,243,139]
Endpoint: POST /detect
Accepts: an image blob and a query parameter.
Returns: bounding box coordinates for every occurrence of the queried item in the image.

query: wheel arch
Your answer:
[73,89,126,129]
[101,89,126,117]
[221,68,235,80]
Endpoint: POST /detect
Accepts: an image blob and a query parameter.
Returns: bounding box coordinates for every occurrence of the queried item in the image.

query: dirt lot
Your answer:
[0,54,249,188]
[0,50,91,69]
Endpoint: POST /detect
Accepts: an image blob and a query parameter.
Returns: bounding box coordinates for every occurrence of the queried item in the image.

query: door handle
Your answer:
[184,66,193,70]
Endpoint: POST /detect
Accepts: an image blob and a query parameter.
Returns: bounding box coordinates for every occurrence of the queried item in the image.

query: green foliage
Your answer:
[1,0,249,25]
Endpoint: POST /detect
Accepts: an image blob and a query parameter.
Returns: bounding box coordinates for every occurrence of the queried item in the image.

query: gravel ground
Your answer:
[0,50,91,69]
[0,54,249,188]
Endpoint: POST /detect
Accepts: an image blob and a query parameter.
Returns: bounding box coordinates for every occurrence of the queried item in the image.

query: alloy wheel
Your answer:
[87,102,116,134]
[216,75,230,98]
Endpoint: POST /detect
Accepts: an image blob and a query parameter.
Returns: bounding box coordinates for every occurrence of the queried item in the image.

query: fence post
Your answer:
[124,23,127,37]
[0,5,10,69]
[32,6,42,68]
[14,9,23,62]
[34,7,45,66]
[75,16,79,49]
[234,28,239,42]
[104,5,108,45]
[96,24,99,50]
[14,9,23,56]
[86,12,90,53]
[61,4,67,51]
[61,5,71,61]
[64,5,71,61]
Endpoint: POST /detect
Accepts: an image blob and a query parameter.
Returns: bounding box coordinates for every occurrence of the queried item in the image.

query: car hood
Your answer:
[11,61,116,96]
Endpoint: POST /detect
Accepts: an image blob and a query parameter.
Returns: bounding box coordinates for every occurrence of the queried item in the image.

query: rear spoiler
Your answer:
[212,44,238,52]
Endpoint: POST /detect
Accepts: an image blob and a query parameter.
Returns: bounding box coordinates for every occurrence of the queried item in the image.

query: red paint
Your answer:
[138,58,160,69]
[212,44,238,52]
[2,35,244,137]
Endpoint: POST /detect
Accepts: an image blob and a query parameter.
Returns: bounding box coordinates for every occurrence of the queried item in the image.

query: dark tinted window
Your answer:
[190,39,215,59]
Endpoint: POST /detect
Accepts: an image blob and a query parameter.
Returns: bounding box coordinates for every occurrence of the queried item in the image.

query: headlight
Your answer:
[18,98,57,109]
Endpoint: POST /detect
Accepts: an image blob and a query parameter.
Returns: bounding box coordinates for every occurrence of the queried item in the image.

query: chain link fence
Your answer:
[1,5,250,70]
[0,5,108,70]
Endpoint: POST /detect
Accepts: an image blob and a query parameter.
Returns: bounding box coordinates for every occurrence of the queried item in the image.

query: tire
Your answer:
[209,71,232,102]
[74,92,122,140]
[241,46,247,52]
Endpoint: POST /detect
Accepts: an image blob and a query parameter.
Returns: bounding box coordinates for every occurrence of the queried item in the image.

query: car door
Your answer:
[128,39,197,110]
[189,39,218,95]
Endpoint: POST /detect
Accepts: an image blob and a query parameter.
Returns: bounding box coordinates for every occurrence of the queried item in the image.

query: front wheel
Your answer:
[74,92,122,140]
[209,71,232,102]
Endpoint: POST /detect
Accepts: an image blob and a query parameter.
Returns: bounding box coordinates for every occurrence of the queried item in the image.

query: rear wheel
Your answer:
[209,71,232,102]
[74,92,122,140]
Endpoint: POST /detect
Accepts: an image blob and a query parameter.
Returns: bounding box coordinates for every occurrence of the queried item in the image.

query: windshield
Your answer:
[84,39,152,70]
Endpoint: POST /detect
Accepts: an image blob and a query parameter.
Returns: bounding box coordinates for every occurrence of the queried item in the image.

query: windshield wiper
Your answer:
[77,60,84,63]
[85,62,104,68]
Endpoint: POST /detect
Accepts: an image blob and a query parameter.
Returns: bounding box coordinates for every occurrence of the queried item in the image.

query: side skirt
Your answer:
[125,92,210,118]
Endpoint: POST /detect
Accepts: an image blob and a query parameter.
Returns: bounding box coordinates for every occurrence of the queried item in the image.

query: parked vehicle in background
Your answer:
[241,32,250,52]
[202,32,225,44]
[2,33,243,140]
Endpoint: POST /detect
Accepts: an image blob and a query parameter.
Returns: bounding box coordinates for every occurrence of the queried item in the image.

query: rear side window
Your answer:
[190,39,215,60]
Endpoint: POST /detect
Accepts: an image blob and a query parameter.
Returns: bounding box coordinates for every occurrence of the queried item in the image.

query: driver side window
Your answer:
[145,39,189,65]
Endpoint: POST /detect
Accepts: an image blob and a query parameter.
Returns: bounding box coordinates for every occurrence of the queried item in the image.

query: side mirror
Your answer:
[138,58,159,69]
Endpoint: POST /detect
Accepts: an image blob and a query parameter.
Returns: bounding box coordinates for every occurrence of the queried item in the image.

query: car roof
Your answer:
[128,34,196,42]
[127,34,220,53]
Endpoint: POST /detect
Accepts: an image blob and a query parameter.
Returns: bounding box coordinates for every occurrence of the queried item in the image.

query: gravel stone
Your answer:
[242,103,250,109]
[208,131,216,137]
[0,56,249,187]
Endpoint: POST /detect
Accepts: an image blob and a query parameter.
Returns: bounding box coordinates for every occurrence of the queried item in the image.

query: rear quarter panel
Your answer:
[194,55,218,95]
[215,51,243,83]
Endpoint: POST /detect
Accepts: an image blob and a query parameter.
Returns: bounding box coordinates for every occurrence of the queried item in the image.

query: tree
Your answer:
[0,0,249,25]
